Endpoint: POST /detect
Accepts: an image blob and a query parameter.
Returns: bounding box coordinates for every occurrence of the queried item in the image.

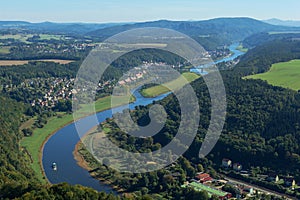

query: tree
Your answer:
[22,128,33,137]
[197,164,204,172]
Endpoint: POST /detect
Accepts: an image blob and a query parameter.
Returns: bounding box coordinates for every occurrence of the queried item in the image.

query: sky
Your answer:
[1,0,300,23]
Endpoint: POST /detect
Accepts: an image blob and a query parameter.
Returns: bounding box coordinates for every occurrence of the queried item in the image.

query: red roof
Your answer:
[201,176,213,183]
[196,173,210,180]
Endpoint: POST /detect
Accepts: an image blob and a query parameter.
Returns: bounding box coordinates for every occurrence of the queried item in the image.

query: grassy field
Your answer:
[0,59,75,66]
[0,34,33,43]
[0,34,63,43]
[38,34,64,40]
[20,94,134,182]
[140,72,200,97]
[245,59,300,91]
[0,46,10,54]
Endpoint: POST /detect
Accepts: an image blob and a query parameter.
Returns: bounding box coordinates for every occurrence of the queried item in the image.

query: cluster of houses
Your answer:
[117,61,172,86]
[267,173,297,188]
[222,158,297,190]
[29,77,75,108]
[183,171,257,199]
[222,158,243,171]
[183,172,232,200]
[118,70,146,86]
[209,48,231,59]
[19,40,92,55]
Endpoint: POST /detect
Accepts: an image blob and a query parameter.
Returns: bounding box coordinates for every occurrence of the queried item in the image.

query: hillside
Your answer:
[0,21,126,35]
[264,18,300,27]
[87,18,300,50]
[235,39,300,76]
[243,32,300,48]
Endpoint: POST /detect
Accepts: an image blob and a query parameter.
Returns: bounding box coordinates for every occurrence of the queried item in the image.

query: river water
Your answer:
[42,43,245,192]
[190,43,245,75]
[42,89,170,192]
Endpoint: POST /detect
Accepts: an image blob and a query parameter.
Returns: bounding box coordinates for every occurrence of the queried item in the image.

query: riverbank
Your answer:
[73,134,126,193]
[20,94,135,183]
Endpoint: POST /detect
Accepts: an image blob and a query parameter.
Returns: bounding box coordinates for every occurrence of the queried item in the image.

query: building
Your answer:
[195,173,213,183]
[222,158,232,168]
[267,173,279,183]
[243,186,254,195]
[233,163,242,171]
[188,182,232,200]
[284,177,296,188]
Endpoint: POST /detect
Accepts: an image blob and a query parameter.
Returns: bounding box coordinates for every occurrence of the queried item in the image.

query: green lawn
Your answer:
[245,59,300,91]
[38,34,64,40]
[0,46,10,54]
[188,182,228,197]
[20,94,134,182]
[140,72,200,97]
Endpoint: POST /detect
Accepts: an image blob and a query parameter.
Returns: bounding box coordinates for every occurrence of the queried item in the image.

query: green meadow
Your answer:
[140,72,200,98]
[0,46,10,54]
[245,59,300,91]
[0,34,63,44]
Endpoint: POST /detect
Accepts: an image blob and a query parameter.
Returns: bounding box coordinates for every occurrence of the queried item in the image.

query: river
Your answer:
[42,89,170,192]
[190,43,245,75]
[42,43,245,192]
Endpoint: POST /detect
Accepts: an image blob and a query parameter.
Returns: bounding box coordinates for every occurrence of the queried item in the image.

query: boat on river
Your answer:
[52,162,57,171]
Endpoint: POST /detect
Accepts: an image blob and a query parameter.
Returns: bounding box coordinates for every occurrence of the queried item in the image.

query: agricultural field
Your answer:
[0,46,10,54]
[245,59,300,91]
[0,33,64,43]
[140,72,200,97]
[0,34,33,43]
[0,59,75,66]
[38,34,64,40]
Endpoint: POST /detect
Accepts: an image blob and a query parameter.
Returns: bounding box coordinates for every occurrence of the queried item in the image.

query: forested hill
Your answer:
[0,94,123,200]
[243,32,300,48]
[0,95,35,186]
[87,18,300,50]
[234,39,300,76]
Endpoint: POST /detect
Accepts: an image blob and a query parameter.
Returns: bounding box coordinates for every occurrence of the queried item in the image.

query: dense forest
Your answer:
[243,32,300,48]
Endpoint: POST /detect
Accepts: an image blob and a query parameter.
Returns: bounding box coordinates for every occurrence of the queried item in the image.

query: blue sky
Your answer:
[1,0,300,23]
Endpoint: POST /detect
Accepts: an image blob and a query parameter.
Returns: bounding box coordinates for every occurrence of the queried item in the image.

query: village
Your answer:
[181,158,297,199]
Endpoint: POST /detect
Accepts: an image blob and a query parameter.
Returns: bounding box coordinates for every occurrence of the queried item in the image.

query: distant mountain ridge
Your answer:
[1,18,300,49]
[264,18,300,27]
[86,17,300,49]
[0,21,128,34]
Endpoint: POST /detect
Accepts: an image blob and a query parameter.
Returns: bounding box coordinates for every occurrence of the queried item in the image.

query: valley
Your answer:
[1,15,300,200]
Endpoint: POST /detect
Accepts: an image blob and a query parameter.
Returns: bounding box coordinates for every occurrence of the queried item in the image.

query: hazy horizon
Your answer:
[1,0,299,23]
[0,17,298,25]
